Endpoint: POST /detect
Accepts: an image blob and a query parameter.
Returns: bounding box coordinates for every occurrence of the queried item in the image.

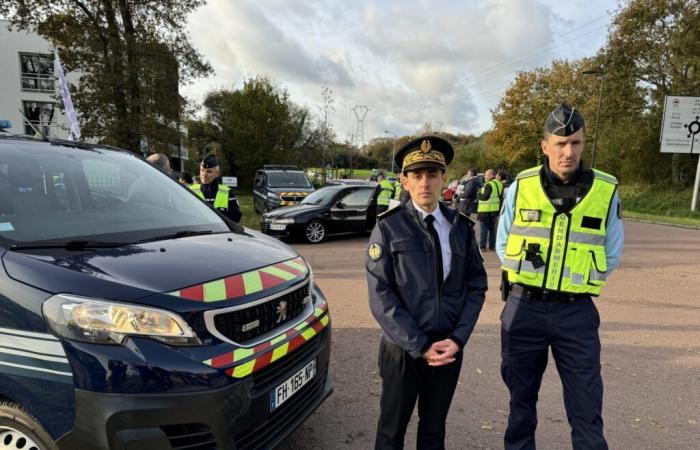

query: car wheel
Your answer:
[0,402,57,450]
[304,220,326,244]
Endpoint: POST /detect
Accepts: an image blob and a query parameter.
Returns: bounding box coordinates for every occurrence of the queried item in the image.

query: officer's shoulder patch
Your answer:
[458,211,475,225]
[377,205,402,220]
[617,201,622,219]
[368,242,383,261]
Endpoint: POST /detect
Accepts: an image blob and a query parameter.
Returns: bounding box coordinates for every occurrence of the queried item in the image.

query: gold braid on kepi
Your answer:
[394,135,454,173]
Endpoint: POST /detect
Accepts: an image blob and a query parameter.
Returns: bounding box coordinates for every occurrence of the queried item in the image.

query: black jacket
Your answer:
[366,201,487,358]
[459,177,482,214]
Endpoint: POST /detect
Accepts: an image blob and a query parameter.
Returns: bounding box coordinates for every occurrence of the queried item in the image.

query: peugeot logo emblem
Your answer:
[276,300,288,323]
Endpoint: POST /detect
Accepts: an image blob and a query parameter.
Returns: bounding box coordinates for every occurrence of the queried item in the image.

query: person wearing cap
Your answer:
[476,169,504,250]
[496,103,624,450]
[189,154,242,223]
[366,136,487,449]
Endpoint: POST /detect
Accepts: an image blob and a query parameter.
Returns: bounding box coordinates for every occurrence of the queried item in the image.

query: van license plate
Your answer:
[270,359,316,412]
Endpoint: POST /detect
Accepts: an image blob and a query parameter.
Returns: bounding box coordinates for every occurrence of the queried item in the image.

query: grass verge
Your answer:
[619,184,700,228]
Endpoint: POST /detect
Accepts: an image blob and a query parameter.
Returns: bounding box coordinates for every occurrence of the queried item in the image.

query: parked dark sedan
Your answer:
[261,185,378,243]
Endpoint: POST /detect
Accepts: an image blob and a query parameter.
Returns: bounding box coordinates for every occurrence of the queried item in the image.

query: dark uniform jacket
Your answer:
[366,201,487,359]
[459,177,482,215]
[200,181,242,223]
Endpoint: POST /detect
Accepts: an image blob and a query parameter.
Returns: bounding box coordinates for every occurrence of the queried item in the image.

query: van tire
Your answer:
[0,402,56,450]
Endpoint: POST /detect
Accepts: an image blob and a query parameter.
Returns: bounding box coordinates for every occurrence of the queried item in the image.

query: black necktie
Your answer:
[424,214,444,285]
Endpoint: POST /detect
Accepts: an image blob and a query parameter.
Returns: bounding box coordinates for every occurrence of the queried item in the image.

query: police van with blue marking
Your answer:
[0,134,332,449]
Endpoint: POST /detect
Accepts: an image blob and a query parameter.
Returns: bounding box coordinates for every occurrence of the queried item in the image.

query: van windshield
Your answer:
[267,172,311,188]
[0,139,230,246]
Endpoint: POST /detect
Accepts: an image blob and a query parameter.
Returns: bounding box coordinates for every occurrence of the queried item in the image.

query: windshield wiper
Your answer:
[9,240,132,251]
[137,229,215,244]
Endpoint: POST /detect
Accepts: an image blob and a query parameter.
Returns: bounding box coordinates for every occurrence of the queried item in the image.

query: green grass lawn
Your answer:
[619,184,700,228]
[237,191,261,230]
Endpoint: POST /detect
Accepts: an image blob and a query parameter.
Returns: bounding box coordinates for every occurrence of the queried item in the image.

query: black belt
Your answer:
[511,284,591,303]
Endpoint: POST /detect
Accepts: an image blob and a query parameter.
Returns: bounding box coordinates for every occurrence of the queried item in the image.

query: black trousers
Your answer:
[478,214,498,250]
[375,337,462,450]
[500,291,608,450]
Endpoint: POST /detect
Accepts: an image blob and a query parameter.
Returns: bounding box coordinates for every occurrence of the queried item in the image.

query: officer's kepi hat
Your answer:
[394,135,454,173]
[201,153,219,169]
[544,102,585,136]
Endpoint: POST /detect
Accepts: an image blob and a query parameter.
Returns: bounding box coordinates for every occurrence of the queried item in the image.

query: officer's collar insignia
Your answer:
[368,243,383,261]
[520,209,542,222]
[421,139,432,153]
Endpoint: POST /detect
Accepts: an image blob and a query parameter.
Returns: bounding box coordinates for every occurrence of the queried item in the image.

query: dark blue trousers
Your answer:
[479,214,497,249]
[500,292,608,450]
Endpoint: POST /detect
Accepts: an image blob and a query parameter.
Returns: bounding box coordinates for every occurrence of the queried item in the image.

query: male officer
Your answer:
[376,173,395,215]
[496,103,624,450]
[189,153,242,223]
[477,168,503,250]
[366,136,487,450]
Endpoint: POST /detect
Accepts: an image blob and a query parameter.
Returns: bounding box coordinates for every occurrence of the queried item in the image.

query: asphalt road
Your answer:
[277,220,700,450]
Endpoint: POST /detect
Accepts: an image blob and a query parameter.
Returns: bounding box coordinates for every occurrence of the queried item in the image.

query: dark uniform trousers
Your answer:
[500,290,607,450]
[376,337,462,450]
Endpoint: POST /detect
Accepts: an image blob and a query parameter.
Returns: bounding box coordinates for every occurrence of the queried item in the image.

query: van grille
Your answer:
[213,283,309,343]
[161,423,217,450]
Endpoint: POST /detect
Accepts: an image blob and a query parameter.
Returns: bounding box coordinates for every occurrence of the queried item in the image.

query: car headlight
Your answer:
[267,192,281,200]
[42,294,201,346]
[273,218,295,224]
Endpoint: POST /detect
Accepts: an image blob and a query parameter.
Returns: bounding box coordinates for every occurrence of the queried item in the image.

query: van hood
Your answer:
[2,231,299,302]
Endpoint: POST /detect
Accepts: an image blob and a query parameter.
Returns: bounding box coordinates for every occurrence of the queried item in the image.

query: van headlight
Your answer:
[42,294,201,346]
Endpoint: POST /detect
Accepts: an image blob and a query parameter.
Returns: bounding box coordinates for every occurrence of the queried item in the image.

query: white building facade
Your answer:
[0,20,71,139]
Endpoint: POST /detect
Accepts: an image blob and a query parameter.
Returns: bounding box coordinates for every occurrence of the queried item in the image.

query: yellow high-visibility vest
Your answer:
[501,166,618,295]
[190,183,230,210]
[377,180,394,206]
[477,179,503,213]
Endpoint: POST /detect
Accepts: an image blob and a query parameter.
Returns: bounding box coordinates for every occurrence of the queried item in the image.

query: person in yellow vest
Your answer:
[476,169,503,250]
[375,173,395,215]
[189,154,242,223]
[496,103,623,450]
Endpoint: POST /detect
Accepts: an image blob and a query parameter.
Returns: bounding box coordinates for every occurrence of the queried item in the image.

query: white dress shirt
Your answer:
[412,200,453,280]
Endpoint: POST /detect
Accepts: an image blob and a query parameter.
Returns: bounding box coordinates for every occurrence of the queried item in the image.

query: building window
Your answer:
[22,101,55,136]
[20,53,55,93]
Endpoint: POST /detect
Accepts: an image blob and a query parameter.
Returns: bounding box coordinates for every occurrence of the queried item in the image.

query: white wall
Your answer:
[0,20,71,139]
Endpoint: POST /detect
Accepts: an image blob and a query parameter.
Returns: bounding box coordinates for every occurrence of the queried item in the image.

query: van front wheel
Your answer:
[0,402,57,450]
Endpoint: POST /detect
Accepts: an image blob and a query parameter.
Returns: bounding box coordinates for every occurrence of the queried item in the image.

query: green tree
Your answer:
[200,76,322,187]
[1,0,212,152]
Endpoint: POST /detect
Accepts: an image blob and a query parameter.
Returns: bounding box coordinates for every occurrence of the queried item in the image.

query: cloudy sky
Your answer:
[184,0,615,144]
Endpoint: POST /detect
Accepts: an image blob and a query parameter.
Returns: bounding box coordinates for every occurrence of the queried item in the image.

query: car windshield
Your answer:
[267,172,311,188]
[301,187,341,205]
[0,139,230,246]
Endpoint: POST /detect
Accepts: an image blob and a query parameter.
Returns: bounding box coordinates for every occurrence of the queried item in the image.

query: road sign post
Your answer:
[659,96,700,211]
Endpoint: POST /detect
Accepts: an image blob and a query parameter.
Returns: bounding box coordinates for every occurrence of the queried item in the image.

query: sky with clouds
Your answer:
[184,0,616,144]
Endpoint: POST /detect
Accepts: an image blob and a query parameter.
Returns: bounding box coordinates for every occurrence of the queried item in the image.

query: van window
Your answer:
[0,140,230,245]
[267,172,311,188]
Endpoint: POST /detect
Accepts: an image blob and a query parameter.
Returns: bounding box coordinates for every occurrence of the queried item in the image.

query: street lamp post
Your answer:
[583,68,605,168]
[384,130,397,174]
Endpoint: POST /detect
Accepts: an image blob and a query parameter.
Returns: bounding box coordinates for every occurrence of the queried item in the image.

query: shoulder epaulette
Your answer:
[458,211,476,225]
[592,169,618,185]
[377,204,403,220]
[516,166,542,180]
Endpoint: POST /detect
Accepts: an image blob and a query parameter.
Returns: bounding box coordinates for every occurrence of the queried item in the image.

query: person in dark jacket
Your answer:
[189,154,242,223]
[366,136,488,450]
[458,168,482,217]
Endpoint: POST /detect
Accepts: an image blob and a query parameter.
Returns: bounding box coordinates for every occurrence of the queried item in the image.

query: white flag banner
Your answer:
[54,49,81,140]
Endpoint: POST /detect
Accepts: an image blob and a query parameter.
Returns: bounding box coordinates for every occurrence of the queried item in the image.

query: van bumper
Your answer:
[56,327,331,450]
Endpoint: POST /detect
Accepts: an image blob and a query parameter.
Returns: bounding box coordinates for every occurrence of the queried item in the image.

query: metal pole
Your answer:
[692,155,700,212]
[391,138,396,174]
[591,73,605,168]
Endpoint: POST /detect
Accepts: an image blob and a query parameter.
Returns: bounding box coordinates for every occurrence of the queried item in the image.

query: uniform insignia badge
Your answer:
[368,243,383,261]
[420,139,432,153]
[520,209,542,222]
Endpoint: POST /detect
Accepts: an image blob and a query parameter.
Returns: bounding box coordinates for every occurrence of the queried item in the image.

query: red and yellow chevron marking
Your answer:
[168,257,308,302]
[279,192,310,196]
[203,301,329,379]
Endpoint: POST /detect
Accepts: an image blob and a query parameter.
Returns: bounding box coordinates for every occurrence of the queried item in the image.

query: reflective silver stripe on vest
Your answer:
[594,171,618,184]
[510,225,551,239]
[568,232,606,246]
[590,270,608,281]
[517,167,541,180]
[502,257,545,274]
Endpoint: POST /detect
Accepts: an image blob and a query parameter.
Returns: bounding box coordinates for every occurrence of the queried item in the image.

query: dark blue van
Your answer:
[0,136,331,449]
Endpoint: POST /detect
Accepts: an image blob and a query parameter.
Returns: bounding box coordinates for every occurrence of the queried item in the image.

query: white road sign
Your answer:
[221,176,238,187]
[660,95,700,154]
